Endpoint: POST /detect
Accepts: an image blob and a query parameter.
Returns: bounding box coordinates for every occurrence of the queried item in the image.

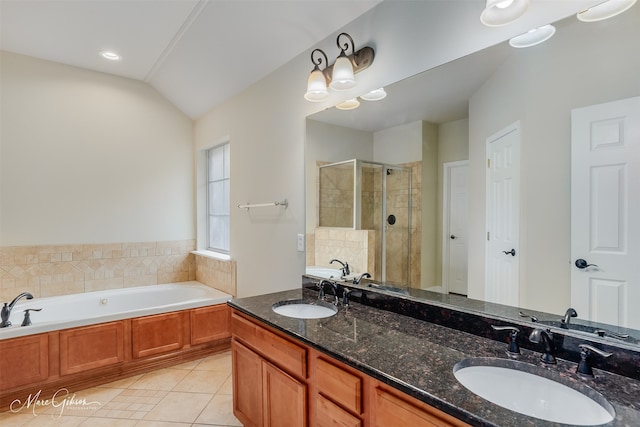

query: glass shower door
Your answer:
[382,166,412,286]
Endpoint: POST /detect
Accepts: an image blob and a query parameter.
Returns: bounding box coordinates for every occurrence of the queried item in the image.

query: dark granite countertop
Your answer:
[228,288,640,427]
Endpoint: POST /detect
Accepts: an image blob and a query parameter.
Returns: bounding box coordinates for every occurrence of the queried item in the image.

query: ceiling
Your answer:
[0,0,382,118]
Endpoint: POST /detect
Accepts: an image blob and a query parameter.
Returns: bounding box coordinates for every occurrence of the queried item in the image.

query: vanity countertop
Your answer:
[228,288,640,427]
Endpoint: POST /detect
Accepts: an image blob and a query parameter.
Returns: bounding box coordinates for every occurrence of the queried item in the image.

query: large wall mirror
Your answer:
[305,7,640,345]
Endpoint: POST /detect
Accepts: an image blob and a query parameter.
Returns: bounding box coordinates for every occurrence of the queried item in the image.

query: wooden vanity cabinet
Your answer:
[231,312,308,427]
[230,309,469,427]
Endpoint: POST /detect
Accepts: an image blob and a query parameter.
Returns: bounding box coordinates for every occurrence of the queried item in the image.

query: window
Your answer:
[207,143,230,253]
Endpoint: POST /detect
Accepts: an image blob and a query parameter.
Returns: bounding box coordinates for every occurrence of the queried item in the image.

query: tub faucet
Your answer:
[352,272,371,285]
[1,292,34,328]
[329,259,350,277]
[561,307,578,326]
[529,328,556,364]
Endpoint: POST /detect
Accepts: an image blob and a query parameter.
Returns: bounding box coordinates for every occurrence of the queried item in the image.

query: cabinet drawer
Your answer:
[316,357,362,414]
[316,394,362,427]
[231,312,306,379]
[373,384,469,427]
[191,304,231,345]
[60,322,124,375]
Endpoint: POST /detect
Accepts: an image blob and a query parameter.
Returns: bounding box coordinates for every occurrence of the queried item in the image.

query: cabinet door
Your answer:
[191,304,231,345]
[60,322,124,375]
[372,385,468,427]
[132,312,184,359]
[0,334,49,390]
[232,340,263,427]
[262,360,307,427]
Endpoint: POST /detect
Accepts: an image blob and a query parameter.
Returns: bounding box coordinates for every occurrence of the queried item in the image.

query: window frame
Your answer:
[206,142,230,254]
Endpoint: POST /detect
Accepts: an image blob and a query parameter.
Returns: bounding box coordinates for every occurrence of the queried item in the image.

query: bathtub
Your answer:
[305,266,343,279]
[0,281,232,340]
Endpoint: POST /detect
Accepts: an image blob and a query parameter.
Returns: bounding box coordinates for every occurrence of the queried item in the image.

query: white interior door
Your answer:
[485,123,520,306]
[443,161,469,295]
[571,96,640,329]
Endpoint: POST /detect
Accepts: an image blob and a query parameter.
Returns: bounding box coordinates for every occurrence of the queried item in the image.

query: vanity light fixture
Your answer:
[480,0,530,27]
[509,24,556,48]
[360,87,387,101]
[335,98,360,110]
[304,32,375,102]
[100,50,121,61]
[576,0,637,22]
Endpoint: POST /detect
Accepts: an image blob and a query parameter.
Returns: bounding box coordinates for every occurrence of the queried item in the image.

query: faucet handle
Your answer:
[342,288,351,307]
[21,308,42,327]
[491,325,521,357]
[577,344,612,378]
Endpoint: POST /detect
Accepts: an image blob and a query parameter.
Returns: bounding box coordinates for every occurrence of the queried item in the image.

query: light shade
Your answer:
[330,55,356,91]
[304,68,329,102]
[509,25,556,48]
[360,88,387,101]
[577,0,637,22]
[335,98,360,110]
[480,0,530,27]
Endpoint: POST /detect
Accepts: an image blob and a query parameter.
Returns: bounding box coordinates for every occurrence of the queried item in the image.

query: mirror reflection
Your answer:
[305,8,640,341]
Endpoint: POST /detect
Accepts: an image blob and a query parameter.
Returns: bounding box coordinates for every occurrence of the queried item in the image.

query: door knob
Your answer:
[503,249,516,256]
[575,259,598,269]
[450,235,457,239]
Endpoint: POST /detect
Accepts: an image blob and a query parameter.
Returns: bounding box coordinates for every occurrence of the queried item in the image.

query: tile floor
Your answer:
[0,350,242,427]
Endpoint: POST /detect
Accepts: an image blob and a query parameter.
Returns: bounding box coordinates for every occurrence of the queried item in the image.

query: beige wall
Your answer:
[1,2,589,300]
[1,51,194,246]
[467,8,640,314]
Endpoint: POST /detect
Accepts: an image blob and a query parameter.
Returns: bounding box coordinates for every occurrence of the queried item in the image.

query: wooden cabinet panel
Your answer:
[316,394,362,427]
[232,340,263,427]
[263,360,307,427]
[371,384,469,427]
[232,312,306,379]
[0,334,49,390]
[316,357,362,414]
[132,312,184,359]
[60,322,124,375]
[191,304,231,345]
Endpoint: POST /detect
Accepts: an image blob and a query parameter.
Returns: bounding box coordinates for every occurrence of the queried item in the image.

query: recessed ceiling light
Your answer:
[336,98,360,110]
[360,88,387,101]
[577,0,637,22]
[100,51,121,61]
[509,25,556,48]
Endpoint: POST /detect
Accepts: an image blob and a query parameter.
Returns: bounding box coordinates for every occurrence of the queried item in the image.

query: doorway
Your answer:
[442,161,469,295]
[571,96,640,329]
[485,122,521,306]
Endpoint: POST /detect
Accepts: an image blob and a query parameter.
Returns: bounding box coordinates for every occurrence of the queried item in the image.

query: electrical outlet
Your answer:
[297,234,305,252]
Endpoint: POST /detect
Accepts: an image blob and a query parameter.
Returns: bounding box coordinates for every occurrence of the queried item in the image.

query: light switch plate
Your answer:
[297,234,305,252]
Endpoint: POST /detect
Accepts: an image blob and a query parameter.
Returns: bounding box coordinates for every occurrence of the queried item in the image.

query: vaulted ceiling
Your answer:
[0,0,382,118]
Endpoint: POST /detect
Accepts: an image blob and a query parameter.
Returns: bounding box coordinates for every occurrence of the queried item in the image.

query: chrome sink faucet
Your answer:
[562,307,578,326]
[352,272,371,285]
[329,259,350,277]
[529,328,556,364]
[1,292,34,328]
[317,279,339,305]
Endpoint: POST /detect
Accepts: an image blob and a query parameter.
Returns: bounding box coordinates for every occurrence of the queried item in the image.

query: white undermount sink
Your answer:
[272,299,337,319]
[453,358,615,425]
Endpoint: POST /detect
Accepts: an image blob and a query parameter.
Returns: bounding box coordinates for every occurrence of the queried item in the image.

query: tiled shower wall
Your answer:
[0,240,199,301]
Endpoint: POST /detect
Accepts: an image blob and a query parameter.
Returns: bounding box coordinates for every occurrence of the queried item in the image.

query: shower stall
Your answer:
[317,159,412,285]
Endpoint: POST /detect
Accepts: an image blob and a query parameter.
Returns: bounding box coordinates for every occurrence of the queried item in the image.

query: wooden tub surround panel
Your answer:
[0,303,231,411]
